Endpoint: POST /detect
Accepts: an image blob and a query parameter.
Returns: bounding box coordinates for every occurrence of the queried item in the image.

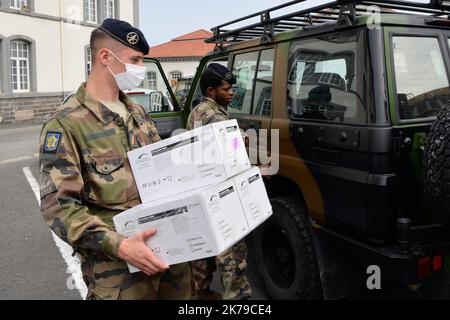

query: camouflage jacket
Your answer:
[39,84,160,260]
[186,97,229,130]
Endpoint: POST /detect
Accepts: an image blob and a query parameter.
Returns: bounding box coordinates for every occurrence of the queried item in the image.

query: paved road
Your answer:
[0,123,448,300]
[0,124,80,300]
[0,124,41,162]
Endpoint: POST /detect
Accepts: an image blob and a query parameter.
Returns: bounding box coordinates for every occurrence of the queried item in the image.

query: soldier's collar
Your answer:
[119,90,140,114]
[76,84,141,124]
[119,91,146,124]
[204,97,219,106]
[203,97,229,116]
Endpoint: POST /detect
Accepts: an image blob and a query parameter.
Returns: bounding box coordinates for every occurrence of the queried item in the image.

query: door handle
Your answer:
[158,129,170,135]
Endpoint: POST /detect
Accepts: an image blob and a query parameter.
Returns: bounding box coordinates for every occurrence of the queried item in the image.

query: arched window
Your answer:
[10,40,30,92]
[5,36,36,94]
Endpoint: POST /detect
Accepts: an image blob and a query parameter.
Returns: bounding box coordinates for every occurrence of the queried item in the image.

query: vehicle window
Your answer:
[139,60,176,113]
[392,36,450,120]
[229,51,259,115]
[190,56,230,109]
[287,30,368,123]
[253,49,275,117]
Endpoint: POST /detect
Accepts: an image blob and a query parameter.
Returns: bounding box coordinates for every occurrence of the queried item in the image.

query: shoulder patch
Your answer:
[44,132,62,154]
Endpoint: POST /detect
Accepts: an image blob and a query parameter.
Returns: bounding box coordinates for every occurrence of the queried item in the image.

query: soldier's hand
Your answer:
[118,228,170,276]
[259,164,273,180]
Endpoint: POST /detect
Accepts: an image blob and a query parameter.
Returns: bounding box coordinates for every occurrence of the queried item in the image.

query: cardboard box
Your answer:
[113,167,272,271]
[234,167,273,231]
[127,119,251,203]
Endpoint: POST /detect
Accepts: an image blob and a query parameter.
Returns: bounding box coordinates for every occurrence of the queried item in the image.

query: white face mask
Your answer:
[107,51,146,91]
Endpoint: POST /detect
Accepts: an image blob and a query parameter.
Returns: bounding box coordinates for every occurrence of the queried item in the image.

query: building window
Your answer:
[105,0,115,19]
[85,0,97,23]
[171,71,183,81]
[86,46,92,79]
[147,71,157,90]
[170,71,182,86]
[10,40,30,92]
[10,0,28,10]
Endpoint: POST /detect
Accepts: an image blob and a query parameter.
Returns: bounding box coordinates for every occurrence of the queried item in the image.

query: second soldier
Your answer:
[187,63,253,301]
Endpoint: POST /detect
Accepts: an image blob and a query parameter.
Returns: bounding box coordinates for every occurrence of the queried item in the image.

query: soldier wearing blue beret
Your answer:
[187,63,237,129]
[187,64,252,301]
[100,18,150,55]
[39,18,193,300]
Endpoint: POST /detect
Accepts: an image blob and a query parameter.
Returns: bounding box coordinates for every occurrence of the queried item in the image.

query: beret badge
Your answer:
[127,32,139,45]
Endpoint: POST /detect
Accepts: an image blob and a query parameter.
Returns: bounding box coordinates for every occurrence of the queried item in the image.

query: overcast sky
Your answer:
[139,0,430,47]
[139,0,323,46]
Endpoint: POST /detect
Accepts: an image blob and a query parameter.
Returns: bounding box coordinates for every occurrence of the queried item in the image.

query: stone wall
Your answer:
[0,95,63,125]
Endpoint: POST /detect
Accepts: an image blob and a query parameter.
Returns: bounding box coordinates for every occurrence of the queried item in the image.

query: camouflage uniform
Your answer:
[39,84,192,300]
[187,97,252,300]
[187,97,229,129]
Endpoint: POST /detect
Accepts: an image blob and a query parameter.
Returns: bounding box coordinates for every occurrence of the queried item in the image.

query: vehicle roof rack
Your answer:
[206,0,450,48]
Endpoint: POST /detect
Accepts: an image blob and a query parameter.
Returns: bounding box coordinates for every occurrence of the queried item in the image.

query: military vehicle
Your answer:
[141,0,450,299]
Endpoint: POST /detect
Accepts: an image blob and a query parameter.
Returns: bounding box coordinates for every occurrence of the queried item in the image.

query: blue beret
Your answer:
[206,63,236,85]
[99,19,150,55]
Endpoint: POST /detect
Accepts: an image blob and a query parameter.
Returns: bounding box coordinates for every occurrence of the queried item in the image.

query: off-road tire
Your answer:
[252,196,322,300]
[424,103,450,231]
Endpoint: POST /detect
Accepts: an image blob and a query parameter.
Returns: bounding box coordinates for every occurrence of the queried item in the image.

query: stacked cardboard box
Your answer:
[114,120,272,271]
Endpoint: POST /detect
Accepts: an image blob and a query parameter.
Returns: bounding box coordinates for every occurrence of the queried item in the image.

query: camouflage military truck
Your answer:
[140,0,450,299]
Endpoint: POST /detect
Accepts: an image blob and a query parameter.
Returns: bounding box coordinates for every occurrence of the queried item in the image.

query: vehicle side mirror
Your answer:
[149,91,164,113]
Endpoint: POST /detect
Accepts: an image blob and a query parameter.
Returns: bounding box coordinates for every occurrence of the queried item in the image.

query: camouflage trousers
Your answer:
[80,254,193,300]
[191,240,252,300]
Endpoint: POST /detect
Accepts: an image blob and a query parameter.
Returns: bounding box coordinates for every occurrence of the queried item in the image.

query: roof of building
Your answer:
[147,29,216,59]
